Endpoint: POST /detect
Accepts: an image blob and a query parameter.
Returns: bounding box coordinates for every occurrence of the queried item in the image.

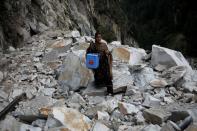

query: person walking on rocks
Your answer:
[86,32,113,94]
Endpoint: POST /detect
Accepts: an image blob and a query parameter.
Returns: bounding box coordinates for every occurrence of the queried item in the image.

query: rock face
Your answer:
[0,0,99,49]
[151,45,192,70]
[0,0,136,51]
[58,53,93,91]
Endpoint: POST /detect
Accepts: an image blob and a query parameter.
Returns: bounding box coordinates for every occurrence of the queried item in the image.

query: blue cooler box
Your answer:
[86,53,99,69]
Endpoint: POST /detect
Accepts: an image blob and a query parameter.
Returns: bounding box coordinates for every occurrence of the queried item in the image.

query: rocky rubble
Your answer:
[0,30,197,131]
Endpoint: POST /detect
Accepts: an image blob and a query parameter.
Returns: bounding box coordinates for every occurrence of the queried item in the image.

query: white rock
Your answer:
[15,96,56,116]
[45,116,62,129]
[113,74,134,93]
[40,88,56,96]
[0,116,16,131]
[142,124,161,131]
[111,109,125,121]
[142,94,161,107]
[136,112,145,124]
[88,96,105,105]
[112,47,130,62]
[34,52,43,57]
[162,66,187,86]
[58,53,93,91]
[154,64,167,72]
[71,42,90,51]
[12,89,24,98]
[163,97,174,104]
[182,82,197,92]
[0,115,42,131]
[49,39,72,49]
[71,30,80,38]
[75,36,93,44]
[129,47,147,65]
[8,46,16,52]
[0,89,8,99]
[125,85,139,96]
[118,102,139,115]
[99,98,119,113]
[0,71,3,82]
[19,123,42,131]
[153,88,166,99]
[33,57,40,62]
[131,67,155,88]
[34,63,44,70]
[72,50,86,64]
[52,106,92,131]
[150,79,168,88]
[129,64,147,73]
[97,111,110,121]
[110,41,121,46]
[82,82,107,96]
[25,86,37,99]
[143,108,171,125]
[151,45,192,71]
[118,125,144,131]
[111,46,146,65]
[32,119,46,128]
[66,93,86,108]
[93,122,110,131]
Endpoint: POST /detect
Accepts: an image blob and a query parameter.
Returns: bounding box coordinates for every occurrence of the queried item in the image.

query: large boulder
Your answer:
[113,74,134,93]
[58,53,93,91]
[51,107,92,131]
[143,108,171,125]
[151,45,192,71]
[129,47,147,65]
[112,46,146,64]
[162,66,187,86]
[131,67,155,89]
[112,47,130,62]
